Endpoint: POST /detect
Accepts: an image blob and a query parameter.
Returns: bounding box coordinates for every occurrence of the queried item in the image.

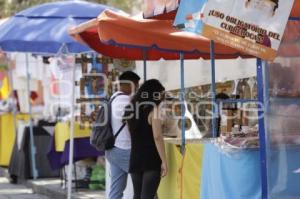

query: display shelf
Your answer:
[268,143,300,149]
[217,99,258,104]
[216,141,259,150]
[188,98,258,104]
[269,97,300,105]
[163,137,215,145]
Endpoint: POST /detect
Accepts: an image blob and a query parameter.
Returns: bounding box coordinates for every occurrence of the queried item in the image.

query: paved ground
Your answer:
[0,168,105,199]
[0,177,49,199]
[28,179,105,199]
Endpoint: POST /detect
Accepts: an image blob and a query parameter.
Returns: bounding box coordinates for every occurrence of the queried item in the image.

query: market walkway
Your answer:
[0,168,105,199]
[0,177,49,199]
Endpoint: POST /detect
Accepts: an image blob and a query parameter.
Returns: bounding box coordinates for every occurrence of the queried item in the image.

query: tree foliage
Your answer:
[91,0,135,13]
[0,0,138,17]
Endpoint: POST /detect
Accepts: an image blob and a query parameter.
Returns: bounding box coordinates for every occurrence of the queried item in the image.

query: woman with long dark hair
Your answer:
[123,79,167,199]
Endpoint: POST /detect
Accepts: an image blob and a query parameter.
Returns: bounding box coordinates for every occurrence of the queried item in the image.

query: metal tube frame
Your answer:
[210,41,217,137]
[67,63,76,199]
[25,53,38,179]
[257,58,268,199]
[179,52,186,154]
[143,49,147,81]
[208,42,268,198]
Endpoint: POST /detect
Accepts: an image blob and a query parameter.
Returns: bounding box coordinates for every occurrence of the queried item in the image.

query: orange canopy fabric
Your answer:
[290,0,300,18]
[70,20,204,60]
[70,10,249,60]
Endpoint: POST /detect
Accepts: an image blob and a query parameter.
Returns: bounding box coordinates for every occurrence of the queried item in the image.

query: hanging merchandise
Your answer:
[75,54,111,125]
[0,76,10,100]
[13,53,43,80]
[31,80,44,106]
[9,54,41,113]
[47,55,76,118]
[49,55,75,80]
[0,98,15,113]
[161,99,203,140]
[10,54,39,91]
[49,58,64,80]
[0,52,10,100]
[113,59,136,72]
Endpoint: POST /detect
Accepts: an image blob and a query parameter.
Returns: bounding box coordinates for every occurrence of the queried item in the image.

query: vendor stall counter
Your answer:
[158,143,203,199]
[47,122,103,170]
[0,113,30,166]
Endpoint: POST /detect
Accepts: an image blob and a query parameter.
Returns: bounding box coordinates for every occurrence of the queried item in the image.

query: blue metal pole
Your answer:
[264,62,270,113]
[210,40,217,137]
[256,58,268,199]
[92,53,97,70]
[25,53,38,179]
[180,52,186,154]
[92,53,103,72]
[143,49,147,82]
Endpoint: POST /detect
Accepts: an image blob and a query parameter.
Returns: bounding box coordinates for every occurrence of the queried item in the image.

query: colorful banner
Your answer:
[174,0,207,34]
[201,0,294,60]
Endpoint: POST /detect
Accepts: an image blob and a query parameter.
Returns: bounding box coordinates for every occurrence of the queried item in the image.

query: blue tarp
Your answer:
[201,144,262,199]
[201,144,300,199]
[0,1,119,54]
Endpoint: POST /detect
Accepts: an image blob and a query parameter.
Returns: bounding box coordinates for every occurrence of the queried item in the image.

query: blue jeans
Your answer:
[106,147,131,199]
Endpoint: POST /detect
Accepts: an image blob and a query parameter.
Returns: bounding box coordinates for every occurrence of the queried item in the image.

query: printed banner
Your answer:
[201,0,294,60]
[173,0,207,34]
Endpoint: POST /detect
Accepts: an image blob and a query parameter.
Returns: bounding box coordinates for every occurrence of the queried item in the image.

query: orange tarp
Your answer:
[70,21,204,60]
[70,10,249,60]
[290,0,300,18]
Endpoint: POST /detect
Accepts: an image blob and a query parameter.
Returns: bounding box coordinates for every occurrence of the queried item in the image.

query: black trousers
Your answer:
[131,170,161,199]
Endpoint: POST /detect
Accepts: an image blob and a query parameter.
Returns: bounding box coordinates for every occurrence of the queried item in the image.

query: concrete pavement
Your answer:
[0,168,105,199]
[0,177,49,199]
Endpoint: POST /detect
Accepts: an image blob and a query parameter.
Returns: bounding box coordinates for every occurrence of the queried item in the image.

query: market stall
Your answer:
[0,113,30,166]
[70,1,300,198]
[70,9,261,199]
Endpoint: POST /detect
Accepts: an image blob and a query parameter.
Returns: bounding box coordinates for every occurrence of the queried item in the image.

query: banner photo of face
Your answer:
[201,0,294,60]
[245,0,278,17]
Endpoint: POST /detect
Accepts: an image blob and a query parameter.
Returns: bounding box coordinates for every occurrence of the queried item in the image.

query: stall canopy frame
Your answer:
[70,9,273,199]
[72,5,300,197]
